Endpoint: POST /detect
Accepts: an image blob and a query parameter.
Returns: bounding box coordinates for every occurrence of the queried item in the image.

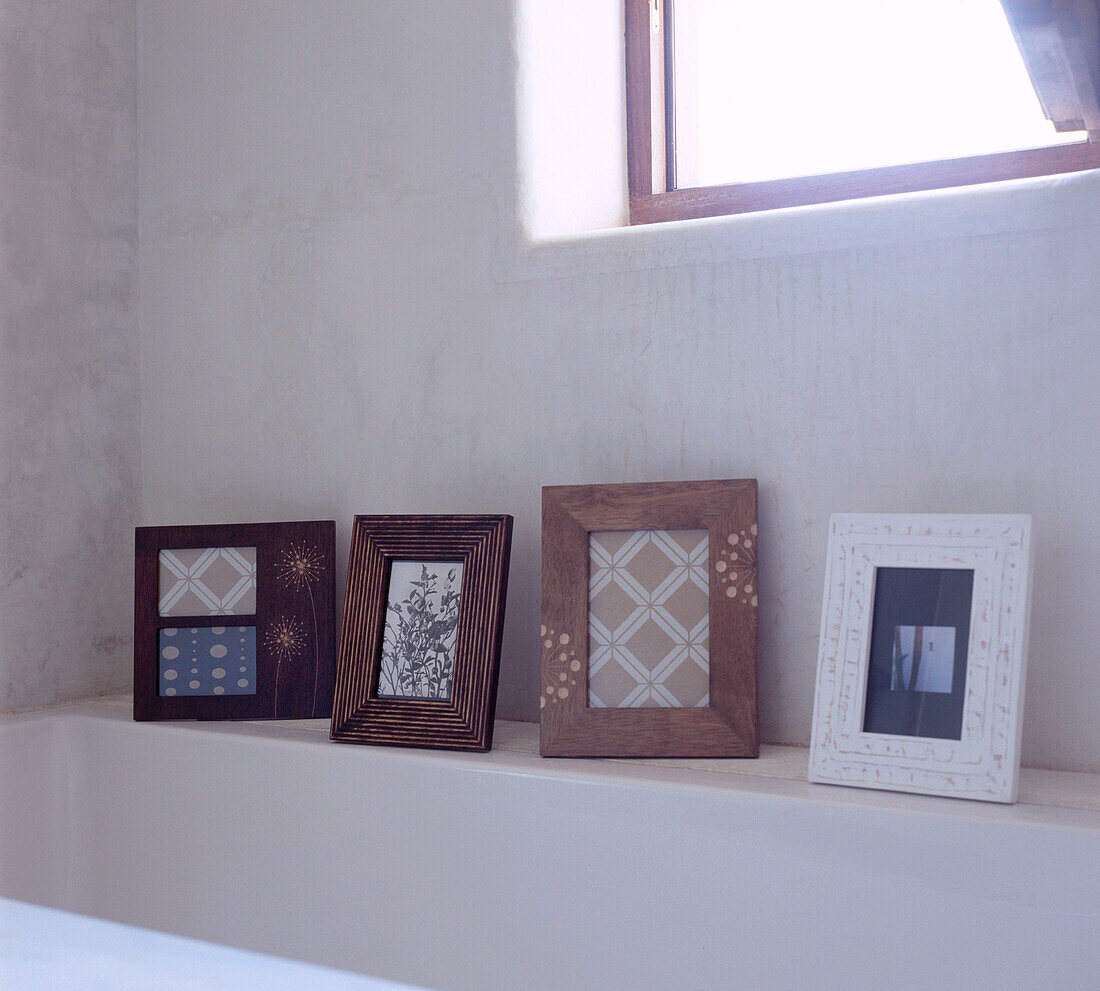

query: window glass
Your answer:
[673,0,1081,189]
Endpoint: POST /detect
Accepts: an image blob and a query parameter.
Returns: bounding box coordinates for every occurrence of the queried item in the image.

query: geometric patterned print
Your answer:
[158,547,257,617]
[158,626,257,696]
[588,530,709,708]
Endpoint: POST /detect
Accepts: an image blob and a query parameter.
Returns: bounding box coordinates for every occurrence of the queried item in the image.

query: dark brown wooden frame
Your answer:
[626,0,1100,224]
[331,515,513,752]
[540,480,758,757]
[134,521,336,721]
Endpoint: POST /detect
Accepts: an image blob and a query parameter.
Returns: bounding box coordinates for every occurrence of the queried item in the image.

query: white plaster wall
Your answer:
[0,0,139,710]
[138,1,1100,770]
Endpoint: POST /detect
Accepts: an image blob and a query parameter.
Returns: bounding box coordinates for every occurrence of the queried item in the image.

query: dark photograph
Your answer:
[862,567,974,740]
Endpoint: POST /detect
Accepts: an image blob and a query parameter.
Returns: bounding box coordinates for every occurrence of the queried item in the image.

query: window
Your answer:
[626,0,1100,223]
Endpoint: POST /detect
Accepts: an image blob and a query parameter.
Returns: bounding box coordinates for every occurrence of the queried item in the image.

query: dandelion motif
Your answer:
[278,542,322,590]
[276,540,325,717]
[266,616,306,660]
[266,616,306,717]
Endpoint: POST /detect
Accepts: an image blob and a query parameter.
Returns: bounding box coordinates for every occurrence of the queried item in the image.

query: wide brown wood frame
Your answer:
[540,480,758,758]
[134,521,336,722]
[626,0,1100,225]
[331,515,513,752]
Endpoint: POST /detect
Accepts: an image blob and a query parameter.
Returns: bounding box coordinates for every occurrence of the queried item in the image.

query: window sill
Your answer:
[499,165,1100,285]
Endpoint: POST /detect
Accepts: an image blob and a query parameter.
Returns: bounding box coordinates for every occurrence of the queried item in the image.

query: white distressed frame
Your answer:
[809,514,1033,803]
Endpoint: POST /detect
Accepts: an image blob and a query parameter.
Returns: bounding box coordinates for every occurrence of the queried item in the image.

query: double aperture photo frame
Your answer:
[809,514,1033,803]
[540,479,758,758]
[331,515,513,752]
[134,521,336,721]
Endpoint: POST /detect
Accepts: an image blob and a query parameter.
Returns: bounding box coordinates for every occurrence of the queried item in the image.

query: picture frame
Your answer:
[133,521,336,721]
[540,479,758,758]
[331,515,513,752]
[808,514,1033,803]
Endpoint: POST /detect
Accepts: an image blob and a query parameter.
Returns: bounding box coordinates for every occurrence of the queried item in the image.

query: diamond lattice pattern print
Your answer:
[158,547,257,616]
[588,530,709,708]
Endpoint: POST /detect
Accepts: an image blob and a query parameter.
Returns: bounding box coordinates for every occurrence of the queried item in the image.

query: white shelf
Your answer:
[4,695,1099,991]
[83,692,1100,818]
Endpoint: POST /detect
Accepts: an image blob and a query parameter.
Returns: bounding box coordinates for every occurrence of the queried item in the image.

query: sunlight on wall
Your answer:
[516,0,627,239]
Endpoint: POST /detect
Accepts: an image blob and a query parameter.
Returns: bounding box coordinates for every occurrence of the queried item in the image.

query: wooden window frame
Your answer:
[626,0,1100,225]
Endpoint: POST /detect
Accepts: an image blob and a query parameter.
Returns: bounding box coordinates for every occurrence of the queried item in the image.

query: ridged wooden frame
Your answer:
[540,480,758,758]
[331,515,513,752]
[808,514,1034,803]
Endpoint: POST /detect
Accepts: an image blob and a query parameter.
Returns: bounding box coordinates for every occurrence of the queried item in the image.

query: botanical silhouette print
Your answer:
[378,561,463,701]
